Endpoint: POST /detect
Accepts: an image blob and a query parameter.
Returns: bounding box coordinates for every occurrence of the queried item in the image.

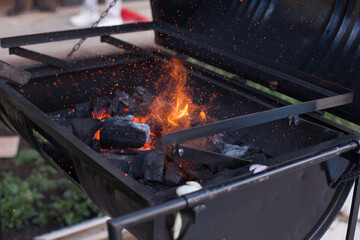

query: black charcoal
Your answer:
[104,153,131,173]
[143,148,165,182]
[129,151,148,179]
[133,86,152,104]
[109,92,136,116]
[164,162,184,186]
[242,145,261,158]
[91,96,110,115]
[222,144,249,158]
[75,102,92,118]
[50,114,73,133]
[193,168,215,181]
[100,116,150,149]
[71,118,101,145]
[90,139,101,152]
[245,153,267,162]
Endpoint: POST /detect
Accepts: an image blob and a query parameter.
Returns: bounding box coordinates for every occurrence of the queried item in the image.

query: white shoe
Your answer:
[70,10,100,27]
[97,16,123,27]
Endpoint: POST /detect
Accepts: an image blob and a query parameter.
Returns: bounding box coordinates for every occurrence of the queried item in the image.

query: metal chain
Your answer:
[67,0,120,61]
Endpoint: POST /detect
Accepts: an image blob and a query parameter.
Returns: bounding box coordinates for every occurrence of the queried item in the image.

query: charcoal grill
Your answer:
[1,0,360,239]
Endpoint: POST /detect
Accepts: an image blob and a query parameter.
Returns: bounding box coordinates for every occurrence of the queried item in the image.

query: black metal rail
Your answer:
[107,140,359,240]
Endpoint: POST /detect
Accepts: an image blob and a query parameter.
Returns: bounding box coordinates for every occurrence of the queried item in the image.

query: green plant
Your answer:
[0,149,103,230]
[0,173,42,229]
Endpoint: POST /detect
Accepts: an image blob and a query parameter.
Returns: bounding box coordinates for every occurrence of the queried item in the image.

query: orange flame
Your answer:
[147,59,208,137]
[91,59,211,150]
[92,110,110,140]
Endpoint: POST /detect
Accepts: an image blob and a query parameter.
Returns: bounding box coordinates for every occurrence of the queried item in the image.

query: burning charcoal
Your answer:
[104,153,131,173]
[74,102,92,118]
[192,168,215,182]
[129,151,148,179]
[164,162,184,186]
[143,148,165,182]
[100,116,150,149]
[222,144,249,158]
[91,96,110,116]
[90,139,101,152]
[190,109,207,127]
[133,86,152,104]
[109,92,136,116]
[145,115,163,137]
[71,118,101,145]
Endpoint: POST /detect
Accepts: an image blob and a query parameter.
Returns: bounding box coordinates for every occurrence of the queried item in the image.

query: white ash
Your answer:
[222,143,249,158]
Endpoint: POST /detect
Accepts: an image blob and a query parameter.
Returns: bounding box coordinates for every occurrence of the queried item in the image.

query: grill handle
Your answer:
[0,60,30,85]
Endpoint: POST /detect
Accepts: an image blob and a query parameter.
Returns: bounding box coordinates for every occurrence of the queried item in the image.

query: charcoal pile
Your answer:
[50,86,270,191]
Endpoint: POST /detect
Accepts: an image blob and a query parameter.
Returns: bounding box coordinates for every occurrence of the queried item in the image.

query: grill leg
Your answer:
[346,177,360,240]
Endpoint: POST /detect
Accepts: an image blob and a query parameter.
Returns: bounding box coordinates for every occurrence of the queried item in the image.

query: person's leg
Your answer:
[107,0,122,19]
[83,0,98,13]
[97,0,123,27]
[33,0,55,12]
[7,0,26,16]
[70,0,100,27]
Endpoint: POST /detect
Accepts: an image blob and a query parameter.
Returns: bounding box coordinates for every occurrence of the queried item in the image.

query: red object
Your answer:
[121,8,149,22]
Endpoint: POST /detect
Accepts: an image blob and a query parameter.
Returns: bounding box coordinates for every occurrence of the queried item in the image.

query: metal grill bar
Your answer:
[100,36,354,146]
[160,93,353,146]
[9,47,67,69]
[0,22,155,48]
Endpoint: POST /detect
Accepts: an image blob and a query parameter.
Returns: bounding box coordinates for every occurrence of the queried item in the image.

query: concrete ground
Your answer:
[0,1,359,239]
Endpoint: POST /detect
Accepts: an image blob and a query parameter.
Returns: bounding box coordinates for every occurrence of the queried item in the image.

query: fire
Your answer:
[90,59,210,149]
[92,109,110,140]
[93,110,110,120]
[147,59,208,136]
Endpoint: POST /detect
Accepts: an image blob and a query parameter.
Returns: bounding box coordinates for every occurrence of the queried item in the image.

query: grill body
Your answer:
[0,0,360,238]
[0,56,358,239]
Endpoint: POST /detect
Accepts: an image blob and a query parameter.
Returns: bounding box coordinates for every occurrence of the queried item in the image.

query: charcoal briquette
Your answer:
[90,139,101,152]
[245,153,267,162]
[91,96,110,115]
[71,118,100,144]
[192,168,215,182]
[164,162,184,186]
[109,92,136,116]
[143,148,165,182]
[74,102,92,118]
[129,151,148,179]
[104,153,131,173]
[100,116,150,149]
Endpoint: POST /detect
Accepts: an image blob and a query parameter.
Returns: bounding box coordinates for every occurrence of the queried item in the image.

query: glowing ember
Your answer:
[93,110,110,120]
[92,109,110,140]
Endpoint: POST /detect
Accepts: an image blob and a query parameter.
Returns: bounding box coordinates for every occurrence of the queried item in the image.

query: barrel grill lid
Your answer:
[151,0,360,126]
